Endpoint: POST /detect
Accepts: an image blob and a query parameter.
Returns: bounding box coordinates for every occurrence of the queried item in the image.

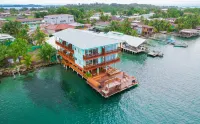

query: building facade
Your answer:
[44,14,74,24]
[16,18,43,29]
[54,29,138,98]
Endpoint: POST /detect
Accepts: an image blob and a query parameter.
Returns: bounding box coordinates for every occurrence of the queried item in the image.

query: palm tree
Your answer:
[32,27,47,45]
[22,54,32,68]
[38,43,56,62]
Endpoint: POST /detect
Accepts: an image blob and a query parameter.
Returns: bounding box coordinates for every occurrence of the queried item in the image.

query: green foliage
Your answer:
[10,8,19,15]
[85,72,92,78]
[111,10,117,15]
[17,25,30,40]
[108,19,138,36]
[0,44,8,66]
[152,8,183,18]
[34,12,48,18]
[22,54,32,68]
[0,8,4,12]
[183,8,200,15]
[38,43,56,62]
[100,12,110,22]
[144,19,173,32]
[175,15,200,30]
[1,21,23,37]
[9,38,30,62]
[32,27,47,45]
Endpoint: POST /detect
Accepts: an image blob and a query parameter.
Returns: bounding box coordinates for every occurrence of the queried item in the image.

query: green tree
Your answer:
[100,12,110,22]
[0,8,4,12]
[32,27,47,45]
[22,54,32,68]
[17,24,30,40]
[10,8,19,15]
[38,43,56,62]
[131,30,138,36]
[9,38,30,63]
[0,44,8,66]
[111,10,117,15]
[1,21,23,37]
[56,7,68,14]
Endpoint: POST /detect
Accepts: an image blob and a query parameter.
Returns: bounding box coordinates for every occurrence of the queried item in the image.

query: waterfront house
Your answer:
[98,31,147,53]
[44,14,75,24]
[16,18,43,29]
[179,29,199,38]
[142,25,154,36]
[53,29,138,98]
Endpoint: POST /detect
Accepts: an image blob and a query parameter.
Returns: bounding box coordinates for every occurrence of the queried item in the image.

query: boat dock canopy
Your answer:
[53,29,123,49]
[98,31,146,47]
[180,29,199,34]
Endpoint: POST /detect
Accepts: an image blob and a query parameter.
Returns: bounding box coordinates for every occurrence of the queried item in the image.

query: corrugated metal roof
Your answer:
[53,29,123,49]
[100,31,146,47]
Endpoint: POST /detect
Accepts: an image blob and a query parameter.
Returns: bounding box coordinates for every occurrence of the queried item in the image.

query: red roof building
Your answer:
[44,24,75,35]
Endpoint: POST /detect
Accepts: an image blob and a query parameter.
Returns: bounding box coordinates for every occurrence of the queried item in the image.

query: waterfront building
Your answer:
[98,31,147,54]
[179,29,199,38]
[44,14,74,24]
[54,29,138,98]
[142,25,154,36]
[16,18,43,29]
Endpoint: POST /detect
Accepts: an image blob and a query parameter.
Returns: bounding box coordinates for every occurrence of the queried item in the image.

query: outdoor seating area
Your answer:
[87,67,138,98]
[107,67,121,76]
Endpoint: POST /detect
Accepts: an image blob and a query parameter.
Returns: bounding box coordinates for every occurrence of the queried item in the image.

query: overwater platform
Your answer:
[62,60,138,98]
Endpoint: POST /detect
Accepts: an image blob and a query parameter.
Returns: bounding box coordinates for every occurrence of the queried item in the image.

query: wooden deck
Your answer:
[87,70,138,98]
[62,60,138,98]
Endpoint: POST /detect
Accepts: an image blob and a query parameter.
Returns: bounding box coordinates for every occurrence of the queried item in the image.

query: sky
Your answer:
[1,0,200,6]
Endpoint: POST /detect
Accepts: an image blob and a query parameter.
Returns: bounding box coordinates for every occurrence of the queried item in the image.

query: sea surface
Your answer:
[1,36,200,124]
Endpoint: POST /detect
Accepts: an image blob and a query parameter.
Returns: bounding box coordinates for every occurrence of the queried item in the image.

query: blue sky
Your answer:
[1,0,200,6]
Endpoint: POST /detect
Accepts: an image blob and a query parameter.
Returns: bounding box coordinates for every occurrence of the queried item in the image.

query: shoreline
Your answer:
[0,62,60,79]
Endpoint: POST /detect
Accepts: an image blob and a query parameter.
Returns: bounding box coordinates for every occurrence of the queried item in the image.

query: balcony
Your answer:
[58,51,75,63]
[56,41,74,54]
[83,48,121,61]
[84,58,120,71]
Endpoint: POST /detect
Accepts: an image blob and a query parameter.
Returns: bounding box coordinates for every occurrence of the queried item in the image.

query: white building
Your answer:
[0,34,15,42]
[44,14,75,24]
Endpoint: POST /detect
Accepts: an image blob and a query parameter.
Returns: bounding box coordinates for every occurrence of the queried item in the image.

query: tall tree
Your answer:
[1,21,23,37]
[38,43,56,62]
[0,44,8,66]
[9,38,30,63]
[32,27,47,45]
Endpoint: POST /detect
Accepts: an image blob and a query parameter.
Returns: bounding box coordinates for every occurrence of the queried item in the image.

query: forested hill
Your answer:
[65,3,176,12]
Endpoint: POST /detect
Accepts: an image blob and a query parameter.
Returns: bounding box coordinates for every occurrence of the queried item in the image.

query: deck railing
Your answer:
[84,58,120,71]
[83,48,121,61]
[56,41,74,54]
[57,51,75,63]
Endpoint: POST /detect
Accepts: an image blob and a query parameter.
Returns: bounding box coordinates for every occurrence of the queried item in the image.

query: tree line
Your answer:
[0,21,56,68]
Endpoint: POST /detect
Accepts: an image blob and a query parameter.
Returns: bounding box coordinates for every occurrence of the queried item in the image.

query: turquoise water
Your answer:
[1,37,200,124]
